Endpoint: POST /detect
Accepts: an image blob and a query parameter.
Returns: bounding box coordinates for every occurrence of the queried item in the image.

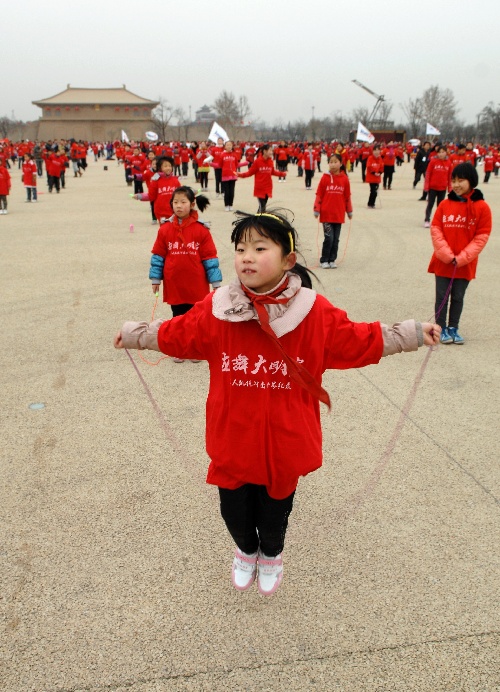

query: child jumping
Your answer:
[237,144,286,212]
[314,153,353,268]
[149,186,222,361]
[428,163,492,345]
[114,209,440,596]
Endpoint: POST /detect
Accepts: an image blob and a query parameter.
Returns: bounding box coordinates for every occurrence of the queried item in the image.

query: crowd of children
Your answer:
[1,130,493,596]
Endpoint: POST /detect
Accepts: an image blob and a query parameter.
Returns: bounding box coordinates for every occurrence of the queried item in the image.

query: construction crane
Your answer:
[351,80,386,125]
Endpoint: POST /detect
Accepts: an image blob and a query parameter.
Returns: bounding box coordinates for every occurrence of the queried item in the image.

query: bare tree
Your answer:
[351,106,371,127]
[420,85,458,126]
[212,91,252,138]
[401,97,423,137]
[376,101,393,128]
[175,107,192,142]
[0,117,12,139]
[150,98,181,141]
[478,102,500,141]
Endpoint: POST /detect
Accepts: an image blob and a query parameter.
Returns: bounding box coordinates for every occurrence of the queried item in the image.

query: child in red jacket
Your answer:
[0,162,11,213]
[149,185,222,329]
[428,163,492,344]
[237,144,285,211]
[424,146,452,227]
[314,153,353,267]
[22,153,38,202]
[135,156,181,222]
[115,209,440,595]
[365,145,384,208]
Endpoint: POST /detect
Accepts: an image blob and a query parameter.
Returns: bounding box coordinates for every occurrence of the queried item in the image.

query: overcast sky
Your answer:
[3,0,498,128]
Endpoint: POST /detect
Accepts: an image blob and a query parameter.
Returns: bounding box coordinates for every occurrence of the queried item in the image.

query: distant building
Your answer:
[195,105,217,124]
[32,85,159,141]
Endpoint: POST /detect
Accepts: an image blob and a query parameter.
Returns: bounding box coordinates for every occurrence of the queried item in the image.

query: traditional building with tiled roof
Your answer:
[32,85,159,141]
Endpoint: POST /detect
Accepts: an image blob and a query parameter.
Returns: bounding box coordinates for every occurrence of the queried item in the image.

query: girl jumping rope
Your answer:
[314,153,353,268]
[236,144,286,212]
[114,209,440,596]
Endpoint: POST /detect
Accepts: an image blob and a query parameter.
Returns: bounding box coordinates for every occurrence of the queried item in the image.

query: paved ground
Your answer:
[1,155,499,691]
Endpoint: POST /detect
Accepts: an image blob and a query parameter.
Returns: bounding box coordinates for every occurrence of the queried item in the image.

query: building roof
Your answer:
[33,86,159,107]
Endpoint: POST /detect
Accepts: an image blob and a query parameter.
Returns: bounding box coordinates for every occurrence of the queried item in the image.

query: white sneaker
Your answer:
[225,206,231,212]
[172,357,185,363]
[229,206,233,211]
[329,262,338,268]
[257,550,283,596]
[424,221,430,228]
[320,262,330,268]
[232,548,257,591]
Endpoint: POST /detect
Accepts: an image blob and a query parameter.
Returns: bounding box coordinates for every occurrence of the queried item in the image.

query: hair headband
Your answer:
[254,213,294,252]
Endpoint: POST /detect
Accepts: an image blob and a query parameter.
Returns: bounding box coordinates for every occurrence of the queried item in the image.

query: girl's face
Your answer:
[172,193,195,219]
[225,141,233,152]
[328,157,341,174]
[452,177,472,196]
[217,138,224,147]
[262,148,273,160]
[235,227,296,294]
[161,160,173,175]
[373,148,380,157]
[438,149,447,159]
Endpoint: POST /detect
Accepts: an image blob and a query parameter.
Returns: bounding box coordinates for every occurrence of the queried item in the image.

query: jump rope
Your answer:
[123,214,457,520]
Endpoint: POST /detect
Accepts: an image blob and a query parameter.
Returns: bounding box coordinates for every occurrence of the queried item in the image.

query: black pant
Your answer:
[48,175,60,192]
[171,303,194,317]
[258,195,268,212]
[36,159,43,176]
[222,179,236,207]
[484,171,491,183]
[320,223,342,263]
[435,275,469,329]
[219,484,295,557]
[368,183,379,207]
[182,162,189,176]
[198,171,208,189]
[383,165,394,189]
[214,168,222,194]
[413,169,425,187]
[0,195,7,209]
[305,169,314,188]
[425,189,446,222]
[134,179,144,195]
[150,202,156,222]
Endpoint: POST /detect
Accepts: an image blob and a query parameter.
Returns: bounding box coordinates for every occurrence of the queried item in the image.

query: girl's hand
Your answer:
[313,211,320,218]
[421,322,441,346]
[114,331,124,349]
[347,212,353,219]
[152,284,160,294]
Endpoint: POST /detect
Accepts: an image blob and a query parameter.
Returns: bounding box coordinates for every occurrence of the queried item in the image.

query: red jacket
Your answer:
[314,172,352,223]
[424,158,452,192]
[147,173,181,218]
[151,211,219,305]
[381,147,396,166]
[156,288,384,499]
[365,155,384,183]
[483,153,494,172]
[46,155,64,178]
[22,160,37,186]
[0,165,11,195]
[301,149,316,171]
[219,151,239,181]
[428,190,492,280]
[238,156,284,197]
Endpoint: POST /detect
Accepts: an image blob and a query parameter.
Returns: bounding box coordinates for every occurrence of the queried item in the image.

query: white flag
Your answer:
[208,121,229,144]
[426,123,441,136]
[145,131,158,142]
[356,122,375,144]
[121,129,130,143]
